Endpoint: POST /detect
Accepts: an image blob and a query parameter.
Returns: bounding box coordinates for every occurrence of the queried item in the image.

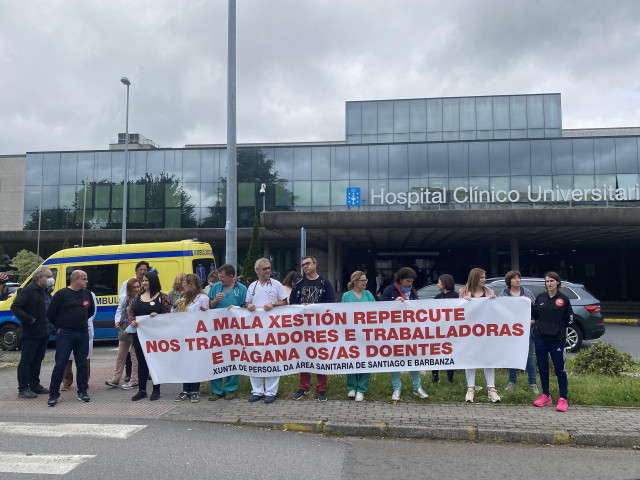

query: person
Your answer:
[341,270,375,402]
[105,278,140,390]
[290,256,335,401]
[128,271,172,401]
[203,270,219,296]
[245,258,288,403]
[532,271,574,412]
[459,267,501,403]
[281,270,301,300]
[0,272,10,301]
[208,264,247,401]
[432,274,457,384]
[167,272,187,307]
[376,273,391,300]
[60,290,97,391]
[173,273,210,403]
[46,270,95,407]
[11,268,55,399]
[381,267,429,402]
[498,270,538,393]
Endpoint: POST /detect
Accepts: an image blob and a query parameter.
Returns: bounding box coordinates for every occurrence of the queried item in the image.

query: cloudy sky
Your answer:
[1,0,639,154]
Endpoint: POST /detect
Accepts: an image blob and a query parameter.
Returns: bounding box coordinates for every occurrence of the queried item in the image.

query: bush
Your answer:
[573,341,637,376]
[8,249,44,283]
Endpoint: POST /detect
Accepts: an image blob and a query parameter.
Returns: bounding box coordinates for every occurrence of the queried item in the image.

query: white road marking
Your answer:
[0,452,95,474]
[0,422,147,439]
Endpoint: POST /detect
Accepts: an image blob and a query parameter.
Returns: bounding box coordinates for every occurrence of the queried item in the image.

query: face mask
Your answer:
[45,277,55,288]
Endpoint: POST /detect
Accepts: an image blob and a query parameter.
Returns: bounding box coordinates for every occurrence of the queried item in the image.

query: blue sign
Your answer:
[346,187,361,206]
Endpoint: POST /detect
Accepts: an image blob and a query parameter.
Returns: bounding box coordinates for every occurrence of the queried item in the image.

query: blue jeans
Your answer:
[508,335,537,385]
[390,371,422,391]
[49,329,89,398]
[183,382,200,393]
[534,338,567,400]
[17,336,49,391]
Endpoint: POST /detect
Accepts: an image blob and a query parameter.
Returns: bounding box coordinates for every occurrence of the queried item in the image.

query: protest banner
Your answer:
[136,297,530,384]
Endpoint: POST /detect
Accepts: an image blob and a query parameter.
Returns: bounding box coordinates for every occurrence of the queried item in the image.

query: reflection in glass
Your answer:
[43,154,60,185]
[362,102,377,135]
[332,147,349,180]
[409,99,426,133]
[509,141,531,175]
[61,153,79,184]
[96,152,111,182]
[530,140,552,174]
[551,139,573,175]
[460,97,476,131]
[394,100,410,134]
[388,144,408,178]
[378,101,393,134]
[293,148,312,180]
[349,146,368,179]
[615,138,638,173]
[509,96,527,129]
[442,98,459,132]
[312,147,331,180]
[312,181,330,206]
[408,144,428,178]
[428,143,447,177]
[489,142,509,175]
[346,102,361,136]
[572,139,594,174]
[526,95,544,128]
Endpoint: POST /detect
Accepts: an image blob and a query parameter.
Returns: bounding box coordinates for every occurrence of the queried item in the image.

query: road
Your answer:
[1,416,639,479]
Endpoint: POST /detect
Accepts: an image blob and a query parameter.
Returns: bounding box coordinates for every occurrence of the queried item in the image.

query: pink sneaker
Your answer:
[556,398,568,412]
[533,394,553,407]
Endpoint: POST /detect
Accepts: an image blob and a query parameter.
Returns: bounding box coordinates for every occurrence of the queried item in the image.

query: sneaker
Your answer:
[264,395,275,404]
[190,393,200,403]
[392,389,401,402]
[465,387,475,403]
[47,397,58,407]
[556,398,568,412]
[413,387,429,399]
[121,382,138,390]
[348,389,356,398]
[131,391,147,401]
[105,380,119,387]
[487,388,501,403]
[533,394,553,407]
[77,392,91,403]
[248,394,263,402]
[31,385,49,395]
[225,391,235,400]
[530,384,540,394]
[292,389,308,400]
[124,375,131,383]
[355,392,364,402]
[174,392,189,402]
[208,393,222,401]
[149,390,160,401]
[19,388,37,399]
[317,391,327,402]
[505,382,516,391]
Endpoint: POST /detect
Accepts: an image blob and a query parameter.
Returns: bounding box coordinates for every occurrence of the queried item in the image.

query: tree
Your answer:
[8,250,44,282]
[62,238,70,250]
[242,216,262,285]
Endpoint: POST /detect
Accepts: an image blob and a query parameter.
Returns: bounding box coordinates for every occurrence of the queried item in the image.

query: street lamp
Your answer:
[120,77,131,244]
[260,183,266,212]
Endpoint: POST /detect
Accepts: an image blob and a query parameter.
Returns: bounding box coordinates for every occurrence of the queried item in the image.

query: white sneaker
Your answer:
[355,392,364,402]
[348,389,356,398]
[391,390,401,402]
[465,387,475,403]
[505,382,516,391]
[530,384,540,394]
[488,388,501,403]
[413,387,429,399]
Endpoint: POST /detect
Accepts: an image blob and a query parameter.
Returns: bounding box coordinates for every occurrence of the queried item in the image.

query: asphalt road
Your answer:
[1,417,639,479]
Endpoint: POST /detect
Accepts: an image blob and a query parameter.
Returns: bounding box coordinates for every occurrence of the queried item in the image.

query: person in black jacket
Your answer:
[432,274,457,384]
[532,271,574,412]
[10,268,55,399]
[46,270,95,407]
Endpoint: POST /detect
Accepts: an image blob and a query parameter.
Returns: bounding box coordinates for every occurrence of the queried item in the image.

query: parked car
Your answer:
[417,283,464,300]
[485,277,605,352]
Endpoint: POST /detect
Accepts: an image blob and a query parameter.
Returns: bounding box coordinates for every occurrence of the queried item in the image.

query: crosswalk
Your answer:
[0,421,147,475]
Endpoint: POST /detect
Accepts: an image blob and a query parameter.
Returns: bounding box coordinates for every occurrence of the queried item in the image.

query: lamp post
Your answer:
[120,76,131,244]
[260,183,266,212]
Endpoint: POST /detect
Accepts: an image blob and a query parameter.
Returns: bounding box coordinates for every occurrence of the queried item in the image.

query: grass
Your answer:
[203,358,640,407]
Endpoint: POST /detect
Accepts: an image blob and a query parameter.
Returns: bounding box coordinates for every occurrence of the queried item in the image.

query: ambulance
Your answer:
[0,240,216,350]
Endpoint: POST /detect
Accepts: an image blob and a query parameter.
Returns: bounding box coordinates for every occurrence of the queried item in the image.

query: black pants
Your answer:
[17,337,49,391]
[132,333,160,393]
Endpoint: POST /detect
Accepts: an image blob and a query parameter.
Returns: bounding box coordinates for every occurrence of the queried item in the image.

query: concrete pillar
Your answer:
[327,236,336,290]
[510,235,520,272]
[490,241,498,277]
[263,244,270,262]
[620,245,627,299]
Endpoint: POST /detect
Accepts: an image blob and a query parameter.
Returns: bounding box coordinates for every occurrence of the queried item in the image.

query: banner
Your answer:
[136,297,531,384]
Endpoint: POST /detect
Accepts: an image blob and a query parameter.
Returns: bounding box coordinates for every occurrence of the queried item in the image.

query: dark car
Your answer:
[417,283,464,300]
[485,277,605,352]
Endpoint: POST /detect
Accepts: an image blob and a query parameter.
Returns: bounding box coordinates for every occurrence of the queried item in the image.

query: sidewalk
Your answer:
[1,357,639,449]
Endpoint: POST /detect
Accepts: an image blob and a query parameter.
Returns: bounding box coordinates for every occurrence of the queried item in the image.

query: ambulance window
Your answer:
[192,259,216,285]
[65,265,118,296]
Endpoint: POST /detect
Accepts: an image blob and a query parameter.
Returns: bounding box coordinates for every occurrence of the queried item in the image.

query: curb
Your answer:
[603,318,639,326]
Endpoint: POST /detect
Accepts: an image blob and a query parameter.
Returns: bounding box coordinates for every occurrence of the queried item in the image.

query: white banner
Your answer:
[136,297,531,384]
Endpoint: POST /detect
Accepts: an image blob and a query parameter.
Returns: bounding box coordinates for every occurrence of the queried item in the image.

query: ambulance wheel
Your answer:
[0,324,20,351]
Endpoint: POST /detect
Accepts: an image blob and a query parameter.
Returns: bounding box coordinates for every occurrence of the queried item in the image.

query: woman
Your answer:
[432,274,457,384]
[497,270,538,393]
[459,268,501,403]
[105,278,140,389]
[204,271,219,296]
[168,272,186,307]
[381,267,429,402]
[128,272,171,401]
[342,271,375,402]
[173,273,210,403]
[282,271,302,300]
[532,272,574,412]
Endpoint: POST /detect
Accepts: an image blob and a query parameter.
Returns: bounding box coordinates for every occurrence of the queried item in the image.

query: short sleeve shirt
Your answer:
[209,282,247,309]
[245,278,288,307]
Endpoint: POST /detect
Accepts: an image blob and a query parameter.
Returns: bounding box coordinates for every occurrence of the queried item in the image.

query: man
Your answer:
[10,268,55,399]
[46,270,95,407]
[289,256,335,401]
[245,258,288,404]
[207,263,247,401]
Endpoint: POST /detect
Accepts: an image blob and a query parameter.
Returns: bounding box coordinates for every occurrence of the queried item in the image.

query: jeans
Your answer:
[390,371,422,391]
[534,338,568,400]
[49,329,89,398]
[183,382,200,393]
[508,335,537,385]
[17,337,49,391]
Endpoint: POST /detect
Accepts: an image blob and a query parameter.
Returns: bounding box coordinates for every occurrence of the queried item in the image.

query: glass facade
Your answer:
[346,94,562,144]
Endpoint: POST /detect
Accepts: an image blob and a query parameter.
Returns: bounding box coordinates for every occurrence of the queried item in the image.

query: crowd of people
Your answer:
[11,257,574,412]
